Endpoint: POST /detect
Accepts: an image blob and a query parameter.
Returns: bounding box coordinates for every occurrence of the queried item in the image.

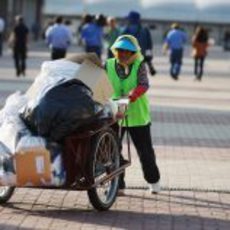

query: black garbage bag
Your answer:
[20,79,103,141]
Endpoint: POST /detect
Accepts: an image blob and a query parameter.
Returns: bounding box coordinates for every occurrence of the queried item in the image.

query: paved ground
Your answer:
[0,42,229,229]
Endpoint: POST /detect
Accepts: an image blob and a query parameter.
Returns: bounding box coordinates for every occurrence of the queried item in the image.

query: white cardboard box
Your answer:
[74,59,113,104]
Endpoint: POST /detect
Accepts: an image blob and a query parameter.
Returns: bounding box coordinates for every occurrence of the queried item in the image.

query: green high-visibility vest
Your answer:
[106,58,151,127]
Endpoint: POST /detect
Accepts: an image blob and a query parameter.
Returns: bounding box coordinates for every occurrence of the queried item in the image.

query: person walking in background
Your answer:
[46,16,72,60]
[163,23,187,80]
[0,16,5,56]
[105,17,120,58]
[80,14,104,59]
[105,35,161,195]
[10,15,29,77]
[122,11,157,76]
[42,19,54,40]
[192,26,209,81]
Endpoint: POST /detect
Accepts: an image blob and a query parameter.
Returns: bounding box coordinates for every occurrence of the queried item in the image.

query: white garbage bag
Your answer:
[0,142,16,186]
[0,91,28,125]
[0,116,30,153]
[26,59,80,110]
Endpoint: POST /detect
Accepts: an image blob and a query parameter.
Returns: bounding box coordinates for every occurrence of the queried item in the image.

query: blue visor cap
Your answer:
[113,38,137,52]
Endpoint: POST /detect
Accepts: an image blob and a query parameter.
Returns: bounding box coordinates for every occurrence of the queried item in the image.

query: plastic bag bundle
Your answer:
[0,116,30,153]
[0,142,16,186]
[0,91,28,125]
[26,59,80,110]
[21,79,103,141]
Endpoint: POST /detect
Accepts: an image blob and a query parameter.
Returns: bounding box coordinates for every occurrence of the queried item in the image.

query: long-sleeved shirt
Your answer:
[81,23,103,47]
[46,23,71,50]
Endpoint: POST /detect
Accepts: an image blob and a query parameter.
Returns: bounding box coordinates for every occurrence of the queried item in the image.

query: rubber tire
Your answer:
[87,128,120,211]
[0,186,15,204]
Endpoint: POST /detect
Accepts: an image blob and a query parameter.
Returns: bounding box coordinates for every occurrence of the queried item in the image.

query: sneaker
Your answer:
[149,66,157,76]
[148,181,161,194]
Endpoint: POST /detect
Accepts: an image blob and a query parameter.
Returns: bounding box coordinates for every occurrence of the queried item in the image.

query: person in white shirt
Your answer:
[0,17,5,56]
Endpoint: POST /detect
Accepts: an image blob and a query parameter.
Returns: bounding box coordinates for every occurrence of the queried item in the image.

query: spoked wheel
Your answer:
[0,186,15,204]
[87,128,120,211]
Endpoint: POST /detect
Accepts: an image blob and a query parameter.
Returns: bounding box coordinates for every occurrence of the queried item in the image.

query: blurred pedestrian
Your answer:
[223,31,230,51]
[0,16,5,56]
[105,17,120,58]
[42,20,54,40]
[10,15,29,77]
[122,11,157,76]
[105,35,161,195]
[192,26,209,81]
[80,14,104,59]
[46,16,72,60]
[76,15,86,47]
[163,23,187,80]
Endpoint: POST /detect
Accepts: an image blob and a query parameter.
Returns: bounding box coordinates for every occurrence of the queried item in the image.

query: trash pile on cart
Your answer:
[0,53,114,188]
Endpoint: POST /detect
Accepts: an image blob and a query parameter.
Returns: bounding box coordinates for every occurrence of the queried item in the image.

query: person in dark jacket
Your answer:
[11,15,29,77]
[122,11,156,76]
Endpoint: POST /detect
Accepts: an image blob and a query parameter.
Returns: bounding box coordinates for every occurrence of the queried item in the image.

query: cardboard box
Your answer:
[15,147,51,186]
[74,59,113,104]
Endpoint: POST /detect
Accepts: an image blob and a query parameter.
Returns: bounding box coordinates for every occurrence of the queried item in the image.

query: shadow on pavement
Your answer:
[2,191,230,229]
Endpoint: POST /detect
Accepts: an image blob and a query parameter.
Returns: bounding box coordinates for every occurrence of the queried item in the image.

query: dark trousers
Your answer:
[119,124,160,189]
[170,48,183,80]
[145,60,157,76]
[194,56,205,80]
[144,55,157,76]
[51,48,66,60]
[13,47,27,76]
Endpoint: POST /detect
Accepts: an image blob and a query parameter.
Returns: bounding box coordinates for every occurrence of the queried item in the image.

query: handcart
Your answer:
[0,99,131,211]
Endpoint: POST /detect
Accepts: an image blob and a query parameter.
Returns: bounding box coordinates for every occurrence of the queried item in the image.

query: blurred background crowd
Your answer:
[0,0,229,79]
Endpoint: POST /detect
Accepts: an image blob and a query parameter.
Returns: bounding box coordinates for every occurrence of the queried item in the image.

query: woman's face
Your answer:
[116,49,135,64]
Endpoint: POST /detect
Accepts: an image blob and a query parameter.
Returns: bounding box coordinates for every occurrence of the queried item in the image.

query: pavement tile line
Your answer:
[126,186,230,194]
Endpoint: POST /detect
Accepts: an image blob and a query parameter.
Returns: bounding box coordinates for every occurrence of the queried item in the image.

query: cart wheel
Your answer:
[0,186,15,204]
[87,128,120,211]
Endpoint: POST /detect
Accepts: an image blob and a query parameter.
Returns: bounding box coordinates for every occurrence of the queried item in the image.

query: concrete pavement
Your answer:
[0,42,229,229]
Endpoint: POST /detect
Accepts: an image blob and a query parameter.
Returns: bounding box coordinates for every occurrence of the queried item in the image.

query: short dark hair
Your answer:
[96,14,107,27]
[56,16,63,24]
[15,15,23,23]
[83,14,94,24]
